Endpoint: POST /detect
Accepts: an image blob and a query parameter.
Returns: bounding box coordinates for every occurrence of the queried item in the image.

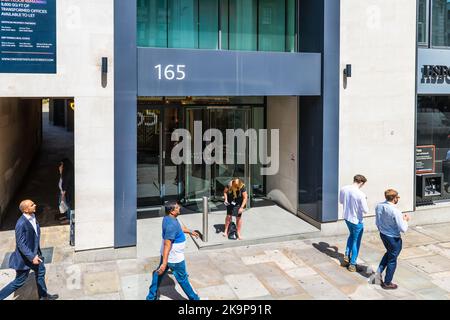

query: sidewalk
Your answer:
[1,222,450,300]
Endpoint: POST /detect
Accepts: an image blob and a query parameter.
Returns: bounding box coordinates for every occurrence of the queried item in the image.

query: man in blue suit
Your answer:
[0,200,58,300]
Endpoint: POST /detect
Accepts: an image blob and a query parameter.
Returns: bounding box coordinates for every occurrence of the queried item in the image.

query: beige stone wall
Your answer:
[0,98,42,221]
[0,0,115,251]
[339,0,417,216]
[266,97,298,213]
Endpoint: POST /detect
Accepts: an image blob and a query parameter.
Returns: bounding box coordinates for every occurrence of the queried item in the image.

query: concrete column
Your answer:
[266,96,299,213]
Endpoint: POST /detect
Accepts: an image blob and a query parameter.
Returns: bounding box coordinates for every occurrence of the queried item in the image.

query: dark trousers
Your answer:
[0,263,48,300]
[378,233,403,285]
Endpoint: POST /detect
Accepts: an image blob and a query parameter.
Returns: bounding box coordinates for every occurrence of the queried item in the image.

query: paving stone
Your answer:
[84,271,120,296]
[285,267,318,279]
[431,276,450,293]
[286,248,331,266]
[52,247,74,265]
[392,264,436,292]
[413,225,450,242]
[313,262,366,290]
[224,273,270,299]
[250,262,305,298]
[407,255,450,274]
[401,230,438,248]
[263,250,298,271]
[400,246,434,260]
[208,252,252,276]
[348,284,385,300]
[415,287,449,300]
[120,273,153,300]
[295,274,349,300]
[73,292,121,300]
[196,284,238,300]
[279,293,313,300]
[241,254,273,266]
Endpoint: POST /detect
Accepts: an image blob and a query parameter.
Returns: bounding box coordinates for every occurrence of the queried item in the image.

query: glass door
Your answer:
[210,107,250,201]
[138,106,181,208]
[184,106,251,206]
[137,107,162,207]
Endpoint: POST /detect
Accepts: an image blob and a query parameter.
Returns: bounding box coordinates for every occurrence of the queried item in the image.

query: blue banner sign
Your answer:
[0,0,56,74]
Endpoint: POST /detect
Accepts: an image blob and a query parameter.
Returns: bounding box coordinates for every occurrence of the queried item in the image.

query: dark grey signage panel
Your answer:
[418,48,450,94]
[416,145,435,174]
[0,0,56,74]
[138,48,321,96]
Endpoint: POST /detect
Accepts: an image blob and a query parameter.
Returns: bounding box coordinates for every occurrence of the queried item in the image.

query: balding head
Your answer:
[19,200,36,214]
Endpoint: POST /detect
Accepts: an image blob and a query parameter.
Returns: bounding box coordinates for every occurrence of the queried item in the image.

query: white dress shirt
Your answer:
[339,184,369,224]
[24,213,38,235]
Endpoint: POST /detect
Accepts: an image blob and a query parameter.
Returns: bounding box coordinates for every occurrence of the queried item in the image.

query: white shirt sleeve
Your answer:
[360,195,369,214]
[339,189,344,204]
[394,210,408,233]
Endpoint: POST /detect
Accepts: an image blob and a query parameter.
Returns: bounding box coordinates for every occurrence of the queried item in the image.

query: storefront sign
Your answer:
[0,0,56,74]
[416,145,436,174]
[422,65,450,79]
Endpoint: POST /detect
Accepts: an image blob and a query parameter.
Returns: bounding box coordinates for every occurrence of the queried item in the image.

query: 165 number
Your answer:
[155,64,186,80]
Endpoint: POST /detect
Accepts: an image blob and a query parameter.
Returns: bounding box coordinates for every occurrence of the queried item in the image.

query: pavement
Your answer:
[1,221,450,300]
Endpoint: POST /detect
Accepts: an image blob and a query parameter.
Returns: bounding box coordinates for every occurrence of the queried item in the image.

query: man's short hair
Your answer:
[164,200,179,215]
[353,174,367,184]
[385,189,399,202]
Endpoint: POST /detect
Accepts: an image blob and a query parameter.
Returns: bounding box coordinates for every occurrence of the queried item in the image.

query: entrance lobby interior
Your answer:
[137,96,265,212]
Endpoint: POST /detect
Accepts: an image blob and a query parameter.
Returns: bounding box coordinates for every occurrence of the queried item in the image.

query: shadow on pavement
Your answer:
[312,241,373,278]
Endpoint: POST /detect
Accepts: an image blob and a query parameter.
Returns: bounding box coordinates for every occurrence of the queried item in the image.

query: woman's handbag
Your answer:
[59,196,69,214]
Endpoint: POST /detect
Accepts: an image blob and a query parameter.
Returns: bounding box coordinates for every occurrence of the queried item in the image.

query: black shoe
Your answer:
[40,294,59,300]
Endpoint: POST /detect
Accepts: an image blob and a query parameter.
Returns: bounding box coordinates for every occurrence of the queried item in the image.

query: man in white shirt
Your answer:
[374,189,410,290]
[339,174,369,272]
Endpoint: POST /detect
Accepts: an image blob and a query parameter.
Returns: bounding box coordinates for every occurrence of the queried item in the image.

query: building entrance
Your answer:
[137,98,265,211]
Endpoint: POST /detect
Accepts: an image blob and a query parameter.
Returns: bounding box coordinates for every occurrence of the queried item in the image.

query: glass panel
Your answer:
[229,0,257,51]
[199,0,219,49]
[168,0,199,48]
[251,107,265,197]
[137,107,161,206]
[210,108,249,200]
[418,0,428,45]
[286,0,296,52]
[137,0,167,47]
[417,96,450,203]
[258,0,285,52]
[163,107,181,200]
[185,109,211,202]
[432,0,450,47]
[220,0,229,49]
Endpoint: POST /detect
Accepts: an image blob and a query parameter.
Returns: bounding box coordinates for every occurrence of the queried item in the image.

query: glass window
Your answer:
[168,0,198,48]
[258,0,285,52]
[137,0,168,47]
[418,0,428,45]
[432,0,450,47]
[137,0,296,52]
[199,0,219,49]
[229,0,258,51]
[417,96,450,204]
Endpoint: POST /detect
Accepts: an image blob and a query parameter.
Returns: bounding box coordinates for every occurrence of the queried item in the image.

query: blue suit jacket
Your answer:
[9,215,42,271]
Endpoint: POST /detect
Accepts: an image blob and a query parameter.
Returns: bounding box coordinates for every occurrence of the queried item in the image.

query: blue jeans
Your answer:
[146,258,199,301]
[345,220,364,266]
[0,263,48,300]
[378,233,402,285]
